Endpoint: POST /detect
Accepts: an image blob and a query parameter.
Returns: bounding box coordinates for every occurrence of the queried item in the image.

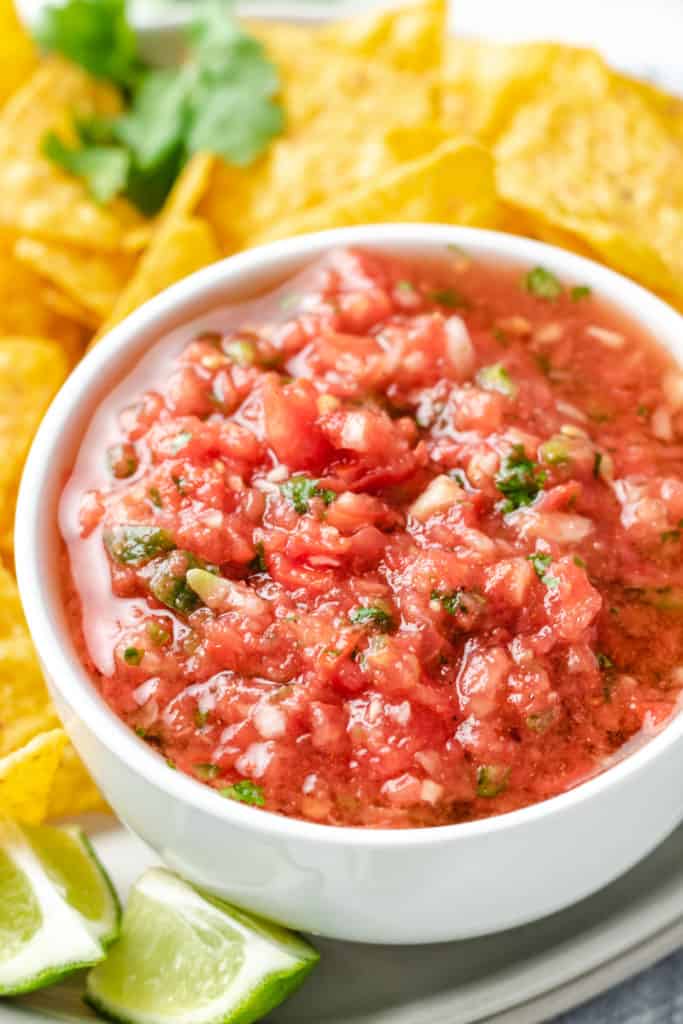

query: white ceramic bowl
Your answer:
[15,225,683,944]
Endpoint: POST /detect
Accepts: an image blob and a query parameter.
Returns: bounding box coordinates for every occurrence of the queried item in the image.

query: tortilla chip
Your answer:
[0,566,105,819]
[442,38,564,142]
[0,0,38,108]
[318,0,447,73]
[15,237,135,324]
[96,215,220,338]
[199,61,439,253]
[47,743,108,818]
[496,53,683,304]
[0,57,144,251]
[0,235,85,360]
[0,729,67,824]
[0,337,69,558]
[41,285,100,331]
[160,152,216,225]
[255,139,499,244]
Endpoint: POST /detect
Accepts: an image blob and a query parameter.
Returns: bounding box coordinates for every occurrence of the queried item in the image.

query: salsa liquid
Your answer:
[61,247,683,827]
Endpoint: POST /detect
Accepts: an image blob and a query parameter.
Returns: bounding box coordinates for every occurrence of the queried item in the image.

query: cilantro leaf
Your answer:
[35,0,140,89]
[220,780,265,806]
[430,589,464,615]
[348,605,393,630]
[496,445,547,514]
[524,267,563,300]
[280,476,336,514]
[42,132,129,203]
[36,0,284,213]
[527,551,552,580]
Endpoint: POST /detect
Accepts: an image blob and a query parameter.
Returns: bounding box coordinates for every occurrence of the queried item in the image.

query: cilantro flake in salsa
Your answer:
[61,247,683,829]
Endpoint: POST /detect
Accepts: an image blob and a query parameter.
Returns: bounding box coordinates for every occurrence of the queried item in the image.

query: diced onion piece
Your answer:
[444,316,475,377]
[662,370,683,411]
[420,780,444,804]
[409,474,463,522]
[586,325,625,348]
[253,703,286,739]
[534,322,563,344]
[523,512,594,544]
[651,404,673,441]
[496,315,531,337]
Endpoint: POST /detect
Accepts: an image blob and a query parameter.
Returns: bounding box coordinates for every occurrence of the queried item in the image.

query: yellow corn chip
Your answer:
[47,744,108,818]
[318,0,446,73]
[255,139,499,244]
[0,0,38,108]
[0,337,69,558]
[199,63,439,253]
[0,729,67,824]
[41,285,100,331]
[496,53,683,304]
[0,57,144,251]
[0,566,105,819]
[15,237,135,324]
[0,235,86,360]
[160,151,216,225]
[96,215,221,339]
[442,38,564,142]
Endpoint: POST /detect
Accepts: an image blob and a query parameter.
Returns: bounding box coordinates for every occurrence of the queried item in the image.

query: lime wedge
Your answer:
[86,867,319,1024]
[0,819,118,995]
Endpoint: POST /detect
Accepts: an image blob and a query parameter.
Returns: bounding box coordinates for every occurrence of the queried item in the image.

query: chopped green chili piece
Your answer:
[194,763,220,780]
[476,363,517,398]
[104,524,176,565]
[166,758,176,770]
[570,285,591,301]
[495,445,546,514]
[573,555,586,568]
[149,552,207,614]
[348,605,393,630]
[596,652,614,670]
[224,338,256,366]
[527,551,552,579]
[524,266,562,299]
[539,437,570,465]
[148,486,163,509]
[107,442,138,479]
[147,621,170,645]
[123,646,143,665]
[476,764,510,798]
[220,780,265,806]
[396,279,415,292]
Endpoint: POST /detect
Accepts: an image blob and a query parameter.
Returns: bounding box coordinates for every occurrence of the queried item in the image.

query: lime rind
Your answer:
[76,828,122,947]
[0,820,105,996]
[86,868,319,1024]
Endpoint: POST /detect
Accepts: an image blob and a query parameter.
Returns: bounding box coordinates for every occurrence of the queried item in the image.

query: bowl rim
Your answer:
[15,223,683,848]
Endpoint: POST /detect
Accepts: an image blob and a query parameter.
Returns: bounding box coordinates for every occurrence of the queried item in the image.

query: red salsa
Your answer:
[61,247,683,828]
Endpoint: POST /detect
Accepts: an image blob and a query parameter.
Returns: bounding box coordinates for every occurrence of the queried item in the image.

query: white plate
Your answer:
[8,0,683,1019]
[6,815,683,1024]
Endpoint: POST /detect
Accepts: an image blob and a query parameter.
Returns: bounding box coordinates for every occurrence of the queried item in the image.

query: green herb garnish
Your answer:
[280,475,336,514]
[430,287,466,308]
[430,589,463,615]
[147,621,170,645]
[220,780,265,806]
[570,285,591,301]
[35,0,284,213]
[495,445,547,514]
[348,605,393,630]
[524,266,562,300]
[249,541,267,573]
[194,763,220,780]
[596,652,614,670]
